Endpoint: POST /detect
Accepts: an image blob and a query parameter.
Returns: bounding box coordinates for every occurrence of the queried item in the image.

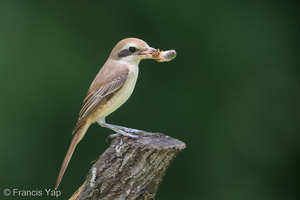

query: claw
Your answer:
[106,132,138,142]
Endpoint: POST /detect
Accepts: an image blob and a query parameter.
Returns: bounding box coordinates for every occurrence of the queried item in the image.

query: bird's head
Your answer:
[109,38,158,64]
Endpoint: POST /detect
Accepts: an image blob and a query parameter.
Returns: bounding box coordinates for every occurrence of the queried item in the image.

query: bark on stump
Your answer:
[70,132,186,200]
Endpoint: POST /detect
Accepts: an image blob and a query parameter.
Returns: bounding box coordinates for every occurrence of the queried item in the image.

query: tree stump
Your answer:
[70,132,186,200]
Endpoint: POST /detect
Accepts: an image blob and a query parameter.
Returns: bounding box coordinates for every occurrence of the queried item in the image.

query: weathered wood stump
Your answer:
[70,132,185,200]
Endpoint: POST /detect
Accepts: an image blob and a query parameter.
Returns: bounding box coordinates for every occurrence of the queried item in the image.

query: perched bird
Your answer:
[55,38,160,189]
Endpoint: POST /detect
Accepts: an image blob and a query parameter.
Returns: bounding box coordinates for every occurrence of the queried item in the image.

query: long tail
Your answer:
[54,122,90,189]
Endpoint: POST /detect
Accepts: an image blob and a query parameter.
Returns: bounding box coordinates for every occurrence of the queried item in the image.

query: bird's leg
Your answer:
[108,124,145,134]
[99,122,140,138]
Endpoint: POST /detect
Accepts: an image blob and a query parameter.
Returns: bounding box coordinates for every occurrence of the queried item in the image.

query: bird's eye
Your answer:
[128,47,137,53]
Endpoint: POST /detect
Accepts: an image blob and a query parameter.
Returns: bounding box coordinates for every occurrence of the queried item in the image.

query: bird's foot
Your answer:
[108,132,138,138]
[100,123,144,141]
[110,124,145,134]
[106,131,138,143]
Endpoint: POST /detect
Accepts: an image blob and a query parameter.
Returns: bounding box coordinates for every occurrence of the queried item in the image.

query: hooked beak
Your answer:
[138,47,158,59]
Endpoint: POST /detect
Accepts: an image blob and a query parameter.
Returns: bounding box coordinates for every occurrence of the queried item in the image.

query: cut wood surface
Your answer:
[70,131,186,200]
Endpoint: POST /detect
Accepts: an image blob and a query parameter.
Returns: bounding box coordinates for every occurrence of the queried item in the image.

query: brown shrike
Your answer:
[55,38,175,189]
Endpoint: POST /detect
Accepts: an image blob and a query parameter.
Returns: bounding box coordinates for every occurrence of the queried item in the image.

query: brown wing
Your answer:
[72,72,129,134]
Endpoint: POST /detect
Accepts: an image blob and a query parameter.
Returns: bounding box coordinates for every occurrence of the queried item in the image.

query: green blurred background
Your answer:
[1,1,299,200]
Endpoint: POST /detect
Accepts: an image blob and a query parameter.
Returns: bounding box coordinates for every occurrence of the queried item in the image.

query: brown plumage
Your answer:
[55,38,158,189]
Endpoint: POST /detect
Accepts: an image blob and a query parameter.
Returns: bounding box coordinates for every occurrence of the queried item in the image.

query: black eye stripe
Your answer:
[118,47,138,57]
[118,49,131,57]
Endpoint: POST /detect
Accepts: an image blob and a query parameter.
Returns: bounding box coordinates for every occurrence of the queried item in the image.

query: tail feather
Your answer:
[54,122,90,189]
